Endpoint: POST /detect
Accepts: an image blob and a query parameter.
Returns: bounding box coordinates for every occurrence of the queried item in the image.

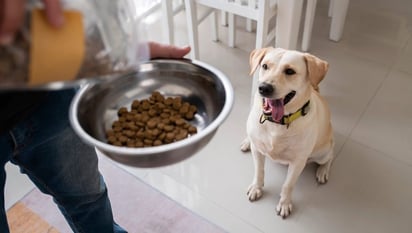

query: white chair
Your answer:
[301,0,350,51]
[160,0,185,45]
[184,0,277,59]
[136,0,185,45]
[328,0,350,41]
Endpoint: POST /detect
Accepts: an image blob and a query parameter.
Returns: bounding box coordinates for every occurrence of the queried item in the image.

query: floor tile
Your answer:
[351,70,412,165]
[298,139,412,233]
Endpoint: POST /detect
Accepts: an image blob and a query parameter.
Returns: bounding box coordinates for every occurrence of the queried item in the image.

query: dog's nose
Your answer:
[258,83,274,96]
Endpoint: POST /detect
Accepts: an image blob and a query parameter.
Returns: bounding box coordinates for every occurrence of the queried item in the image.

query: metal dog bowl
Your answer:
[69,59,234,167]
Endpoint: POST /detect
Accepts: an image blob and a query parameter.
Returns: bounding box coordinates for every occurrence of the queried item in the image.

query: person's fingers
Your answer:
[0,0,25,45]
[149,42,191,59]
[42,0,64,28]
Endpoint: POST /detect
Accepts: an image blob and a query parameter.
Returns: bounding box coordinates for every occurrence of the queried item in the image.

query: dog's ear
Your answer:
[249,47,271,75]
[304,53,329,91]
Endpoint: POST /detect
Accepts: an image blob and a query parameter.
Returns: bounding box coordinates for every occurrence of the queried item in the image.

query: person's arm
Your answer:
[0,0,190,58]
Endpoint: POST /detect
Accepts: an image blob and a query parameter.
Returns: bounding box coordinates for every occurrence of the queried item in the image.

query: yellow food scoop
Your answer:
[29,9,85,85]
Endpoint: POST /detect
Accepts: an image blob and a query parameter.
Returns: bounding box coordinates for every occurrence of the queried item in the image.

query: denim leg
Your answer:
[0,132,14,233]
[7,89,127,233]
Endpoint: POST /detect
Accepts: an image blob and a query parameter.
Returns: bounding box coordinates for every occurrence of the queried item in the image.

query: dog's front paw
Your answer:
[276,198,293,218]
[240,138,251,152]
[247,184,263,201]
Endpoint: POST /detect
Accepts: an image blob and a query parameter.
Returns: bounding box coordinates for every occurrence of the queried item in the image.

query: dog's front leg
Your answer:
[247,146,265,201]
[276,158,306,218]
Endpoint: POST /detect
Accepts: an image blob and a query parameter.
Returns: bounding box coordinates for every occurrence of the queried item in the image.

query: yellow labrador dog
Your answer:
[240,47,334,218]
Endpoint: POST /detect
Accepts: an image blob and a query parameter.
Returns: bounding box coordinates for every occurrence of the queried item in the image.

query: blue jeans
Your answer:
[0,89,127,233]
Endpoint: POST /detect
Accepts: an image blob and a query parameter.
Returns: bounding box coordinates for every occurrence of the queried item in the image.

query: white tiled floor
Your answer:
[120,0,412,232]
[6,0,412,232]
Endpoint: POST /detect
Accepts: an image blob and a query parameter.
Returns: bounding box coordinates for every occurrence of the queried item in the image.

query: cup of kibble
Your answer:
[70,59,234,168]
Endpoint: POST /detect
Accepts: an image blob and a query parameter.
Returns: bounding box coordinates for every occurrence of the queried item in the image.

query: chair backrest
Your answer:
[195,0,275,20]
[184,0,277,59]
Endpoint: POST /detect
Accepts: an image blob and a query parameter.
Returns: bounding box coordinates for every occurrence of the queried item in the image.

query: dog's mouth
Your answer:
[262,91,296,122]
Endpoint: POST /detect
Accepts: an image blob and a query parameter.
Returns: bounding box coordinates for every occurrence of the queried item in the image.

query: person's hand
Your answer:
[149,41,191,59]
[0,0,64,45]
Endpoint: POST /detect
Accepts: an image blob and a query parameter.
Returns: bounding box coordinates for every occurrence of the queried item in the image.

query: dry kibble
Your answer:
[163,125,174,132]
[166,132,175,141]
[172,99,182,110]
[118,136,128,144]
[144,139,153,146]
[160,112,170,119]
[141,100,150,110]
[175,118,185,126]
[113,141,122,147]
[113,126,122,132]
[148,109,157,117]
[189,105,197,112]
[126,114,134,121]
[153,140,162,146]
[147,119,157,129]
[131,100,140,109]
[106,91,198,147]
[188,126,197,134]
[107,135,117,143]
[136,121,145,127]
[164,97,173,106]
[124,130,135,138]
[106,130,115,137]
[127,140,135,147]
[185,111,195,120]
[158,132,166,141]
[136,141,144,148]
[141,114,149,123]
[112,121,121,128]
[118,107,128,116]
[162,118,171,125]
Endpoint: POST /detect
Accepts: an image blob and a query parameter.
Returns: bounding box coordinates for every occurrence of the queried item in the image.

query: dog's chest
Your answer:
[250,124,309,162]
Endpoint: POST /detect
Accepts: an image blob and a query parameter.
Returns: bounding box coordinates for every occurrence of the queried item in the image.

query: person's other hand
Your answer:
[149,41,191,59]
[0,0,64,45]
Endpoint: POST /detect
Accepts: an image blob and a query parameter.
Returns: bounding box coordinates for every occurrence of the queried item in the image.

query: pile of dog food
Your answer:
[106,91,198,148]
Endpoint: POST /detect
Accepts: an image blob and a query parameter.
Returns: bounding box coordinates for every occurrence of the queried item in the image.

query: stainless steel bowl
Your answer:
[69,59,234,167]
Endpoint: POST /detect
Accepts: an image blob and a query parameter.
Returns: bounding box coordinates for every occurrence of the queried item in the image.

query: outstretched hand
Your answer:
[149,42,191,59]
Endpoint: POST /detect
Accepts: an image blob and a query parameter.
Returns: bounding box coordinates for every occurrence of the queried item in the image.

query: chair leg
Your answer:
[302,0,317,52]
[255,0,271,49]
[246,19,253,32]
[328,0,334,17]
[329,0,349,41]
[211,10,219,42]
[184,0,199,59]
[228,13,236,47]
[221,11,228,26]
[161,0,174,45]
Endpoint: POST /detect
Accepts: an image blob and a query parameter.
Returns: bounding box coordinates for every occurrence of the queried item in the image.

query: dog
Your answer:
[240,47,335,218]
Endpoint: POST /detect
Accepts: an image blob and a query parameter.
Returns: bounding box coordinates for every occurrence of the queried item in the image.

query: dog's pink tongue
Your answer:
[269,99,284,122]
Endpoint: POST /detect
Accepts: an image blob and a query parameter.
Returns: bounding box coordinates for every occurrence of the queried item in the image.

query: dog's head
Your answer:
[249,47,328,121]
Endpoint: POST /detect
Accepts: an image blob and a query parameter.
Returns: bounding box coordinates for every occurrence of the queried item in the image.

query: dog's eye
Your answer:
[262,64,268,70]
[284,68,296,75]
